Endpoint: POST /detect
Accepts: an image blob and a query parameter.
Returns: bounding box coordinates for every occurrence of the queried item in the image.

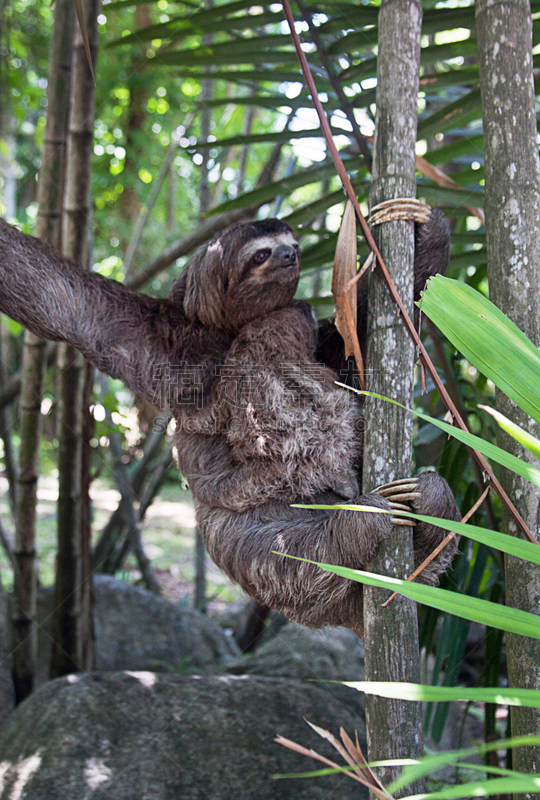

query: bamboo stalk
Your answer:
[11,0,75,703]
[50,0,100,679]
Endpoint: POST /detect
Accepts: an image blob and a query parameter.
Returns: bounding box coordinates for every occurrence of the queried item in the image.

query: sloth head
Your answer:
[170,219,300,330]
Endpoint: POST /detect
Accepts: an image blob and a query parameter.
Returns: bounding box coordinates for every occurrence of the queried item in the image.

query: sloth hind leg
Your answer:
[200,494,392,630]
[200,472,459,633]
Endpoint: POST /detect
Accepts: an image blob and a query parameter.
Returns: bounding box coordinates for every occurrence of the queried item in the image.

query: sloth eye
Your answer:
[253,248,271,265]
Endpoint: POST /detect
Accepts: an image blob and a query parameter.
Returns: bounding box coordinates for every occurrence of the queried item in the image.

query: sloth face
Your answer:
[226,230,300,328]
[173,219,301,331]
[236,232,300,285]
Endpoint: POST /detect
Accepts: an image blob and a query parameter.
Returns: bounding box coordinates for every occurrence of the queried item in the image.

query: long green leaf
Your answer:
[417,184,484,207]
[351,87,377,109]
[273,553,540,639]
[349,389,540,487]
[450,232,486,245]
[157,49,303,67]
[402,775,540,800]
[421,6,477,34]
[277,756,537,785]
[285,180,369,227]
[421,135,484,165]
[330,8,477,55]
[389,736,540,793]
[341,505,540,565]
[445,165,485,186]
[108,8,285,46]
[195,127,344,149]
[296,497,540,564]
[340,38,478,84]
[447,249,487,270]
[284,192,346,226]
[342,681,540,709]
[480,405,540,461]
[151,69,329,88]
[198,95,319,111]
[421,276,540,425]
[107,0,198,8]
[419,66,479,92]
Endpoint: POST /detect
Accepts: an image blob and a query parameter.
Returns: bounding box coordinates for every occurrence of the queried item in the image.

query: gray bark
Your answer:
[476,0,540,794]
[0,317,17,513]
[195,33,214,613]
[50,0,99,679]
[11,0,75,703]
[362,0,424,793]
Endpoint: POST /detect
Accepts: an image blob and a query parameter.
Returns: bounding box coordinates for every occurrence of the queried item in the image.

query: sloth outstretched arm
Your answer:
[0,219,202,404]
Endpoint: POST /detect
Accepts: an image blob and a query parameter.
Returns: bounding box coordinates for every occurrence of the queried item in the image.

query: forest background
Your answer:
[1,0,540,794]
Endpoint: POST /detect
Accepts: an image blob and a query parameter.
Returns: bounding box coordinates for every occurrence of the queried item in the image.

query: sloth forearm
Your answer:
[0,218,186,402]
[0,218,109,345]
[189,467,292,511]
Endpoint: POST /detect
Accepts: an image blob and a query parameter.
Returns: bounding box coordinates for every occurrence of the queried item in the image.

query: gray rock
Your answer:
[212,600,288,650]
[0,672,368,800]
[0,590,14,728]
[226,623,367,720]
[227,623,365,682]
[37,576,239,683]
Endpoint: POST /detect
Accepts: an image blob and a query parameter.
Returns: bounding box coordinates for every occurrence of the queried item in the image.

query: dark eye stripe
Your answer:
[239,248,271,282]
[253,248,271,264]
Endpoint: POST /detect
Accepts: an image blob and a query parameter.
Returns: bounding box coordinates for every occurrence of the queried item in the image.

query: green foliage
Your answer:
[1,0,538,780]
[422,276,540,426]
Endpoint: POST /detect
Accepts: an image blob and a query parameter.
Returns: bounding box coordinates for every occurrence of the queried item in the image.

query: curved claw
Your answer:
[374,477,419,490]
[376,485,418,497]
[389,500,416,527]
[374,477,420,505]
[389,501,413,512]
[369,198,431,226]
[391,517,415,527]
[374,476,422,528]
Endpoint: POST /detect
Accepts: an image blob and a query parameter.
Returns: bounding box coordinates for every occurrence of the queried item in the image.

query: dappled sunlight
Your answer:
[144,499,196,527]
[84,758,112,790]
[124,671,158,689]
[0,752,42,800]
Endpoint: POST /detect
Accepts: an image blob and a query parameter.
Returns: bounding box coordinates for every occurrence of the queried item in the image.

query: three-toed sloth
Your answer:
[0,212,459,636]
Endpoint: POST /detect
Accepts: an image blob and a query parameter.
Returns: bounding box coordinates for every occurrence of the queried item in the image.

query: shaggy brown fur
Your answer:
[0,215,459,635]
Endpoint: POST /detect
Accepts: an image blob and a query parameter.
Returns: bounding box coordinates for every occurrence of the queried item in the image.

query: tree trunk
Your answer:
[194,24,213,613]
[11,0,75,703]
[476,1,540,794]
[0,318,17,514]
[50,0,99,679]
[362,0,424,793]
[120,3,151,248]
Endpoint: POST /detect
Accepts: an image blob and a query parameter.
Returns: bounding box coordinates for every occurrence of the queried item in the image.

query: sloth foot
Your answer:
[369,198,431,227]
[373,477,421,527]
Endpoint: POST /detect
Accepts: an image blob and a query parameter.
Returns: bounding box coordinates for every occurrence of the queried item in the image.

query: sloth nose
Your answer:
[274,244,297,265]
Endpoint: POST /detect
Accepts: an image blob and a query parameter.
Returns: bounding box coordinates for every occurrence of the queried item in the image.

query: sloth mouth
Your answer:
[267,258,299,272]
